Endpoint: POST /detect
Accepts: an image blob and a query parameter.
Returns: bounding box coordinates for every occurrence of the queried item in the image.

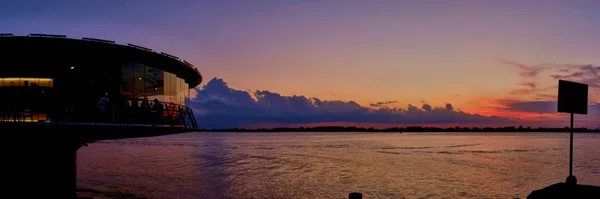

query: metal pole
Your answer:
[569,112,574,176]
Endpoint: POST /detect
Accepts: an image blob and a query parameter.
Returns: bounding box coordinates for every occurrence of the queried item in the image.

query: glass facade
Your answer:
[0,37,200,128]
[0,64,195,128]
[120,63,189,105]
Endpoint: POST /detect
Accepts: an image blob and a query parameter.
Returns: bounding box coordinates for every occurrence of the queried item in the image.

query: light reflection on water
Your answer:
[77,132,600,199]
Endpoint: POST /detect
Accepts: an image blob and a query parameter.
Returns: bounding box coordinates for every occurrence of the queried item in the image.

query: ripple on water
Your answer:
[379,146,435,150]
[434,149,534,155]
[416,193,439,199]
[321,144,351,148]
[77,188,149,199]
[445,144,481,148]
[376,151,411,155]
[233,160,250,166]
[282,144,307,148]
[254,146,275,150]
[78,132,600,199]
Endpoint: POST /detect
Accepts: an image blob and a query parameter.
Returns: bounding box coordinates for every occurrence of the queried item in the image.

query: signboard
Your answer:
[557,80,588,114]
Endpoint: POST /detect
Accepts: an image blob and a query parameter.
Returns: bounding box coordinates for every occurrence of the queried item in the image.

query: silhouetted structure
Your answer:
[527,183,600,199]
[349,192,363,199]
[0,33,200,127]
[0,33,202,198]
[557,79,588,184]
[526,80,600,198]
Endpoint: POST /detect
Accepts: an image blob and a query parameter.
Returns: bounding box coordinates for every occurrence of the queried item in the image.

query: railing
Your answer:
[1,33,199,72]
[0,98,198,129]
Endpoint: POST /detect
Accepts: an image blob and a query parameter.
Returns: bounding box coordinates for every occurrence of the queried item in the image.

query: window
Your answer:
[146,67,163,101]
[163,72,173,103]
[121,63,135,98]
[0,77,54,122]
[133,63,146,98]
[0,78,53,88]
[120,63,189,105]
[178,77,184,104]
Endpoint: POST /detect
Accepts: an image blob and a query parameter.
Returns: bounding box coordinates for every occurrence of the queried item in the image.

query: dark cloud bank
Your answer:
[505,101,600,115]
[190,78,509,129]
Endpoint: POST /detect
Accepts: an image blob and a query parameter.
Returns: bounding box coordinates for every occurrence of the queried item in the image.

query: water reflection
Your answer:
[77,134,234,198]
[77,132,600,199]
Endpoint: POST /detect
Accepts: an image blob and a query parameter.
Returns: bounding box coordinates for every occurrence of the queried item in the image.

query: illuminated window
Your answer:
[0,78,53,88]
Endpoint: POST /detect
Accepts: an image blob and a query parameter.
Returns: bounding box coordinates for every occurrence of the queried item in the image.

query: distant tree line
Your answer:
[202,125,600,133]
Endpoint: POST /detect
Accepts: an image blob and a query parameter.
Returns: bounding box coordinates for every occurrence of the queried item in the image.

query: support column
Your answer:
[1,132,85,198]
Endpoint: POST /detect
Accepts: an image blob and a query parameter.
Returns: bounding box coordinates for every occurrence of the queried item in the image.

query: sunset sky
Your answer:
[2,0,598,128]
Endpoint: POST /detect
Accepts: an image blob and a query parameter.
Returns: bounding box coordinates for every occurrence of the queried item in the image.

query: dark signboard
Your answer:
[557,80,588,114]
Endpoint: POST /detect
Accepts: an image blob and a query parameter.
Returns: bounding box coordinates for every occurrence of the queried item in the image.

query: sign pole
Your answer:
[556,80,587,184]
[569,112,573,177]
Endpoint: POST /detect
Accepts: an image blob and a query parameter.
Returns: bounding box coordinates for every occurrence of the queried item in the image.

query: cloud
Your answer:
[190,78,510,128]
[502,60,600,89]
[551,64,600,88]
[519,82,537,89]
[498,100,600,116]
[369,101,397,107]
[501,60,551,78]
[509,89,535,96]
[505,101,557,114]
[421,104,432,111]
[501,60,550,96]
[551,72,585,79]
[536,93,556,100]
[501,61,600,99]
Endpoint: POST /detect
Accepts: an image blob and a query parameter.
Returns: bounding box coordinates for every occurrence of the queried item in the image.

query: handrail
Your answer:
[28,33,67,38]
[160,52,180,60]
[128,43,153,52]
[182,60,193,67]
[0,97,198,129]
[2,34,197,70]
[82,37,115,44]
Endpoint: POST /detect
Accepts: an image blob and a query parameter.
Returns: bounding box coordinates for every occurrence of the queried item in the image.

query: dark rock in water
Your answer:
[349,192,363,199]
[527,183,600,199]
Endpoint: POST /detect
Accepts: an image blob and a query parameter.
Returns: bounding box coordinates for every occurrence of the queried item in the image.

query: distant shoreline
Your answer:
[200,126,600,133]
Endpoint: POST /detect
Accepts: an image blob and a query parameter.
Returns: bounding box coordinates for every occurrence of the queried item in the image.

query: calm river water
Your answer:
[77,132,600,199]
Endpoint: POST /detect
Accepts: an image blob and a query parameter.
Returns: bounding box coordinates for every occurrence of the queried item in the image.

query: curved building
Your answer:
[0,33,203,198]
[0,33,201,128]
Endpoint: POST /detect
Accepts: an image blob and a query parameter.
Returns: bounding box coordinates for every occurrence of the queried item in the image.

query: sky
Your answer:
[1,0,598,128]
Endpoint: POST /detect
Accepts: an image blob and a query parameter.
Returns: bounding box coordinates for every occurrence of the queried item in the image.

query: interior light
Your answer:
[138,77,142,80]
[70,66,75,70]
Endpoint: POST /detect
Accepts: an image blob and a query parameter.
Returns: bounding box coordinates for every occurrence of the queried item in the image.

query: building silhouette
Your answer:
[0,33,201,127]
[0,33,203,198]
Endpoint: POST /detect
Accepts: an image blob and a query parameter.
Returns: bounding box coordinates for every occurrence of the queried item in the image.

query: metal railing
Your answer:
[0,97,198,129]
[2,33,199,72]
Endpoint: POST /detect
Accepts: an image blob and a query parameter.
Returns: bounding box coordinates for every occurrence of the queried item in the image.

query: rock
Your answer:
[349,192,362,199]
[527,183,600,199]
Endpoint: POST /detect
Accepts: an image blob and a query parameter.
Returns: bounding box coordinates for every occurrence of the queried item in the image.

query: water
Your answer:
[77,132,600,199]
